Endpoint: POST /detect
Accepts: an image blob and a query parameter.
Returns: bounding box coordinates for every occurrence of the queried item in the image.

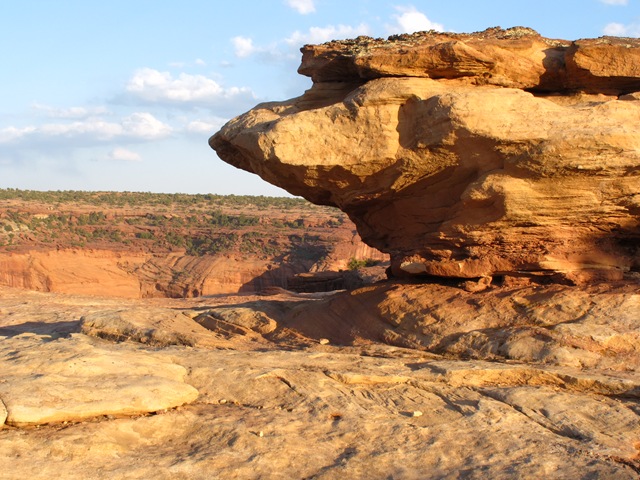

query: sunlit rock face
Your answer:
[211,27,640,283]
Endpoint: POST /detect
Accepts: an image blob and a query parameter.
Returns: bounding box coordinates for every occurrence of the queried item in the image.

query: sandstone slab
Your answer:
[1,346,638,478]
[298,28,640,94]
[279,281,640,370]
[0,333,198,426]
[194,306,278,336]
[0,286,638,477]
[80,306,222,347]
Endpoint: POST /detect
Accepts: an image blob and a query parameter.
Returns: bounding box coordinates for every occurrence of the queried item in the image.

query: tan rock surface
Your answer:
[195,306,278,335]
[0,285,638,478]
[0,333,198,426]
[211,28,640,282]
[277,281,640,370]
[80,306,223,347]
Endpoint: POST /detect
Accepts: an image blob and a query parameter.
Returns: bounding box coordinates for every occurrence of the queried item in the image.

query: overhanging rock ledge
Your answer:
[210,27,640,283]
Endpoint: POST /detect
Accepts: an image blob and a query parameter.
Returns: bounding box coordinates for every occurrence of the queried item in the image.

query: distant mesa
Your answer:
[210,27,640,284]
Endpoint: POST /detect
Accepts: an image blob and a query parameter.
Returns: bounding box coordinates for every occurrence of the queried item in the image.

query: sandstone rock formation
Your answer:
[0,285,638,478]
[0,333,198,426]
[210,27,640,283]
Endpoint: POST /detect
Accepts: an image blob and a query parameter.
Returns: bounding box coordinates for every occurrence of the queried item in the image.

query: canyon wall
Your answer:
[0,192,388,298]
[0,238,386,299]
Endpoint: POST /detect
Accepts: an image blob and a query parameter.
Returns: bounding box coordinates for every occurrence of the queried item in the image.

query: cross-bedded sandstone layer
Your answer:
[210,27,640,283]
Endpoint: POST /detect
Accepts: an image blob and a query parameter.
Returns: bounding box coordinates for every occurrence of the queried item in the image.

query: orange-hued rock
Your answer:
[297,27,567,90]
[297,27,640,94]
[0,242,386,298]
[0,249,299,298]
[211,28,640,282]
[0,250,142,297]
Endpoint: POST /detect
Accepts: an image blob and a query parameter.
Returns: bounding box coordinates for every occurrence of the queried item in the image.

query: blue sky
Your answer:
[1,0,638,196]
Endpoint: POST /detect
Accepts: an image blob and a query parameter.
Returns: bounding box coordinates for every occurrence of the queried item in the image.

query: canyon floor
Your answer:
[1,280,638,479]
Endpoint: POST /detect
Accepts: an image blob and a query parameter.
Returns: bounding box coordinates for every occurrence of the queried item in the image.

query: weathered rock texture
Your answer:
[0,245,385,298]
[0,249,300,298]
[0,333,198,426]
[1,285,638,478]
[211,27,640,282]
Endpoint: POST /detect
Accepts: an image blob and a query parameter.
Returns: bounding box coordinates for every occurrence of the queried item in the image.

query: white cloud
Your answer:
[285,23,371,46]
[599,0,629,5]
[231,36,287,62]
[0,126,36,143]
[386,6,444,35]
[232,36,257,58]
[106,147,142,162]
[121,112,172,140]
[38,119,123,140]
[0,112,172,145]
[186,118,226,135]
[285,0,316,14]
[31,103,110,119]
[125,68,255,106]
[603,21,640,36]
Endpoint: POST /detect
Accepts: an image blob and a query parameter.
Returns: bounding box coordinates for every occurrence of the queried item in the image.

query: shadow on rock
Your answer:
[0,320,82,338]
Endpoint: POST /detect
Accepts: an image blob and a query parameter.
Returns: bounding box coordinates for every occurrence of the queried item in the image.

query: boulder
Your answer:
[80,307,221,347]
[0,333,199,426]
[210,27,640,283]
[195,306,277,335]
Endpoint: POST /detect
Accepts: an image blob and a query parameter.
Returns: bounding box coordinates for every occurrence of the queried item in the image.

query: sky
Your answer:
[1,0,639,196]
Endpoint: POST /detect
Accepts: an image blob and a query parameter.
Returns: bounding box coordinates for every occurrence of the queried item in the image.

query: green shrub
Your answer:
[347,258,379,270]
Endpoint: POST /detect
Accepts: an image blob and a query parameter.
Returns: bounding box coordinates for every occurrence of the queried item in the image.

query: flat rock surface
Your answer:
[0,333,198,426]
[0,285,638,478]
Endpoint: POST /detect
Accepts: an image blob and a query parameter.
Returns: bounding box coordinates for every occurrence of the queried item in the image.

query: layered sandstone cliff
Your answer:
[211,27,640,283]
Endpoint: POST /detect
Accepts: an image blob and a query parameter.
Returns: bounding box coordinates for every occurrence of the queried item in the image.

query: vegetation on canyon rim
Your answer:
[0,188,347,261]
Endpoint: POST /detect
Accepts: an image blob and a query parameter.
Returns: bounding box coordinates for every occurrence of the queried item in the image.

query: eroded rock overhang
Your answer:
[210,27,640,283]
